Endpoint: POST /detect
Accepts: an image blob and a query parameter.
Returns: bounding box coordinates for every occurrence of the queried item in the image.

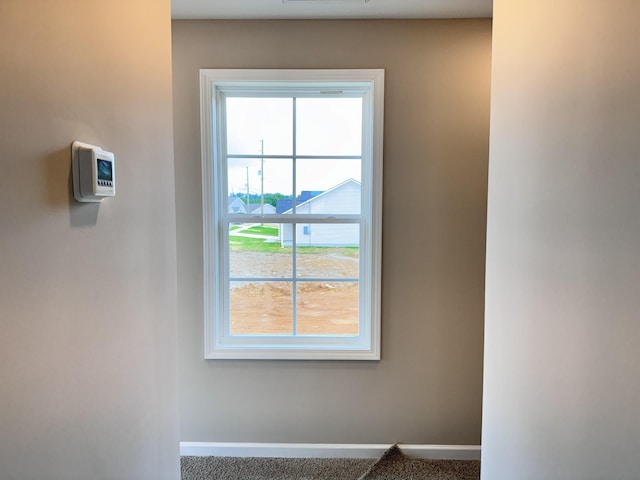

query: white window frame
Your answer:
[200,69,384,360]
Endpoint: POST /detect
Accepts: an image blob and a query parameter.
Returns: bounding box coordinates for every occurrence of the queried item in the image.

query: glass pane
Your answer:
[227,157,293,214]
[296,97,362,156]
[296,282,359,335]
[296,224,360,278]
[230,281,293,335]
[229,223,292,278]
[296,159,361,214]
[226,97,293,155]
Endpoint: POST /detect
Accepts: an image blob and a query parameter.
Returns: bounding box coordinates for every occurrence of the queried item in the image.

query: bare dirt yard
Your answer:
[229,251,360,335]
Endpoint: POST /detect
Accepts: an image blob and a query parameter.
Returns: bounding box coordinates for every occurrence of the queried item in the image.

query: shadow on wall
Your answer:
[43,146,100,227]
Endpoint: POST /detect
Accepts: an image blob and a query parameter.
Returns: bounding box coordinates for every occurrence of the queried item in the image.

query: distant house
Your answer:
[248,203,276,215]
[229,198,277,215]
[228,196,247,214]
[279,179,360,247]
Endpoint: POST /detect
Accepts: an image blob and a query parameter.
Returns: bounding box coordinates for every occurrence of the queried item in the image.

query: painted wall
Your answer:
[0,1,179,479]
[483,1,640,478]
[173,19,491,445]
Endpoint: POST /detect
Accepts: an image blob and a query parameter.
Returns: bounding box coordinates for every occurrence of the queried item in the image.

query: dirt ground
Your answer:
[229,251,360,335]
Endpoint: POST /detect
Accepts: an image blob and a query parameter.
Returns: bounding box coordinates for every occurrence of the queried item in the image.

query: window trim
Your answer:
[200,69,384,360]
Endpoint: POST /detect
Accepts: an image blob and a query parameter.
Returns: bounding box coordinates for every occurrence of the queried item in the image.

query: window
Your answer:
[200,69,384,360]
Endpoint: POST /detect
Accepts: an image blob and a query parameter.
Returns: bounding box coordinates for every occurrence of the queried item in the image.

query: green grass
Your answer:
[240,225,279,236]
[229,236,286,253]
[229,234,359,257]
[297,246,359,257]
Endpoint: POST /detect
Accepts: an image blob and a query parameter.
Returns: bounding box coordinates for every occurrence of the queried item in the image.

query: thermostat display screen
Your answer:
[97,159,113,181]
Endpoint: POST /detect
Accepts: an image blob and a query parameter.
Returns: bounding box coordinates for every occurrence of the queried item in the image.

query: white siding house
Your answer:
[280,179,360,247]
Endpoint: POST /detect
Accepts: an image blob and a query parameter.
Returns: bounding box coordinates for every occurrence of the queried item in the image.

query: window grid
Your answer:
[224,95,362,337]
[201,68,383,360]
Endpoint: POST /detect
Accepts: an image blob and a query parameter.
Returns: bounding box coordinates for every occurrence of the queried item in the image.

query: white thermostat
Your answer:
[71,141,116,202]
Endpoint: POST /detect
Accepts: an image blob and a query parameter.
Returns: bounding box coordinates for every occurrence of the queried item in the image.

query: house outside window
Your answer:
[200,69,384,360]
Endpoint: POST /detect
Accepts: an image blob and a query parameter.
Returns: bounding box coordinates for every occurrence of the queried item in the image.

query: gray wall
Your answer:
[173,19,491,445]
[483,0,640,478]
[0,1,179,479]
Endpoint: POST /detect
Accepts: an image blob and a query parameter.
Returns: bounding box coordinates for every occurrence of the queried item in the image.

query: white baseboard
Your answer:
[180,442,481,460]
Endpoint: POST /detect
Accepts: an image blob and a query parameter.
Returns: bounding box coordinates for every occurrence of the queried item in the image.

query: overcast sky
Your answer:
[225,96,363,196]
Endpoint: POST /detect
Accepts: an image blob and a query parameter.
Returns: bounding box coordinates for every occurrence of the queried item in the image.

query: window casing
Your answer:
[200,69,384,360]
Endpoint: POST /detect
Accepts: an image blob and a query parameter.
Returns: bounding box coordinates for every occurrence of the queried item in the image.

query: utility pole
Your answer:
[260,139,265,216]
[245,166,250,214]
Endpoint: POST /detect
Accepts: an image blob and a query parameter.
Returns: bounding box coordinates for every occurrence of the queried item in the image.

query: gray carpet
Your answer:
[181,445,480,480]
[181,455,374,479]
[358,445,480,480]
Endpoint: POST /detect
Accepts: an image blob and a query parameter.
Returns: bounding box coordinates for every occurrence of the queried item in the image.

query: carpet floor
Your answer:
[181,445,480,480]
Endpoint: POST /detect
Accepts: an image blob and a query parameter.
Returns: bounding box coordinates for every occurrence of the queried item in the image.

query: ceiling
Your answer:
[171,0,493,20]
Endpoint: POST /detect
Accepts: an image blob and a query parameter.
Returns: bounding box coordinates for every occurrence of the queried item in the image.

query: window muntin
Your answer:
[201,69,383,360]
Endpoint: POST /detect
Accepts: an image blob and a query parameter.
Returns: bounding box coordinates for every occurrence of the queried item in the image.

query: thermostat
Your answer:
[71,141,116,202]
